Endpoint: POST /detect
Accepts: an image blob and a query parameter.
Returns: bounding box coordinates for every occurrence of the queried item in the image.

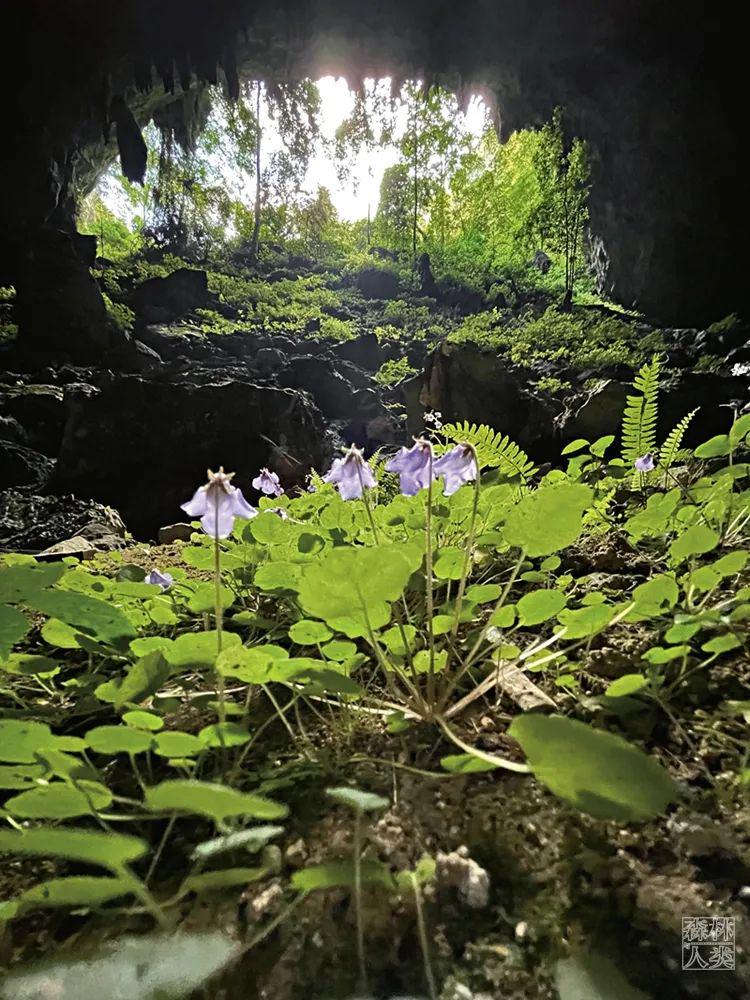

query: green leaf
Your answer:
[182,867,268,895]
[297,544,422,635]
[504,483,593,557]
[0,764,45,789]
[440,753,500,774]
[153,731,204,758]
[561,439,589,455]
[321,639,357,661]
[41,617,84,649]
[516,589,567,626]
[433,547,465,580]
[8,876,131,916]
[114,650,171,710]
[630,574,679,618]
[670,524,720,563]
[254,561,301,592]
[606,674,648,698]
[186,583,235,614]
[0,653,58,676]
[0,719,56,763]
[0,604,30,659]
[509,714,678,822]
[557,604,614,638]
[0,931,239,1000]
[5,781,112,819]
[85,725,154,756]
[694,434,730,459]
[489,605,516,628]
[465,584,501,604]
[122,710,164,731]
[144,779,287,822]
[702,633,742,655]
[27,589,136,648]
[191,826,284,860]
[289,619,333,645]
[0,563,64,603]
[326,786,389,812]
[0,827,148,871]
[642,645,690,664]
[249,511,290,544]
[291,860,395,892]
[165,630,240,669]
[198,722,251,748]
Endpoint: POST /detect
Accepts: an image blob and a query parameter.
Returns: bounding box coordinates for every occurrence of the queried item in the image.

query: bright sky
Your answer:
[307,77,489,220]
[99,77,491,224]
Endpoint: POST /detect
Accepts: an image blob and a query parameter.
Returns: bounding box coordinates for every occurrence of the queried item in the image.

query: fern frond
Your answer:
[440,421,537,481]
[659,408,699,476]
[621,354,661,469]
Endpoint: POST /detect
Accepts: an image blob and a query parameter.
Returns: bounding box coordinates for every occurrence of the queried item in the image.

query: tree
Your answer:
[373,164,412,251]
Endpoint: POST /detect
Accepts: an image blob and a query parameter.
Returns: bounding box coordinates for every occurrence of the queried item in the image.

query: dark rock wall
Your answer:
[1,0,744,359]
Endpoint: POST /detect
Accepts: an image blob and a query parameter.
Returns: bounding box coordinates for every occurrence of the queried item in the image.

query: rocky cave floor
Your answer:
[1,251,750,998]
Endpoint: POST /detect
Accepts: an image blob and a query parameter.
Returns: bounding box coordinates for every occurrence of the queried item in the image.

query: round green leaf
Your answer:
[670,525,720,563]
[145,779,288,821]
[504,483,593,557]
[0,719,56,763]
[289,619,333,645]
[153,731,204,758]
[123,710,164,732]
[0,827,148,871]
[5,781,112,819]
[509,714,678,822]
[0,605,30,659]
[85,725,154,756]
[326,786,389,812]
[517,589,567,626]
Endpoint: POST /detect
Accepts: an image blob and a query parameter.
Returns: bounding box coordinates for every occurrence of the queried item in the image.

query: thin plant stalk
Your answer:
[425,449,436,711]
[353,807,367,991]
[411,872,438,1000]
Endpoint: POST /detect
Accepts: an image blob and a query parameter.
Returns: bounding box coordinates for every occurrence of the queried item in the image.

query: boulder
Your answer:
[355,267,399,300]
[562,373,750,446]
[129,268,208,322]
[158,522,194,544]
[407,341,556,455]
[332,333,384,372]
[278,356,380,420]
[0,490,127,553]
[0,383,66,454]
[50,376,331,537]
[0,441,53,490]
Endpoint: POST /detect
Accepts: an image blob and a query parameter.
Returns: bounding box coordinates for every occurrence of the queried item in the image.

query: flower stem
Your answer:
[425,450,436,712]
[411,872,438,1000]
[353,808,367,992]
[213,522,227,769]
[450,443,480,640]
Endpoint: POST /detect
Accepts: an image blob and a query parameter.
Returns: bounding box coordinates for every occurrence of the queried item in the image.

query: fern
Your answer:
[440,421,537,481]
[659,408,699,478]
[621,355,661,477]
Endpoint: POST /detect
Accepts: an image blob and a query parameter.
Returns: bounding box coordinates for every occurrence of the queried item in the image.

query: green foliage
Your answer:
[440,421,537,479]
[621,354,661,475]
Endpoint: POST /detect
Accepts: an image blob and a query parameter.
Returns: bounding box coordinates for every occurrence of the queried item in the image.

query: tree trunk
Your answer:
[250,81,262,263]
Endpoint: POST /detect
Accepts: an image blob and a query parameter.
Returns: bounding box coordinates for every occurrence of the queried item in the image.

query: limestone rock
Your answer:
[129,268,208,323]
[158,522,194,544]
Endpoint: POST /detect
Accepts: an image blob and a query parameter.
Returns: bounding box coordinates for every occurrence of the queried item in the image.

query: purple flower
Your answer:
[634,453,656,472]
[145,569,174,590]
[323,444,377,500]
[252,467,283,497]
[181,467,257,538]
[433,444,478,496]
[386,438,433,495]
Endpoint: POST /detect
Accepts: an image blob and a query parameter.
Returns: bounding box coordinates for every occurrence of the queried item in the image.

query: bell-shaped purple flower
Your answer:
[145,569,174,590]
[181,468,257,538]
[252,467,283,497]
[386,438,433,496]
[433,444,478,496]
[634,453,656,472]
[323,444,377,500]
